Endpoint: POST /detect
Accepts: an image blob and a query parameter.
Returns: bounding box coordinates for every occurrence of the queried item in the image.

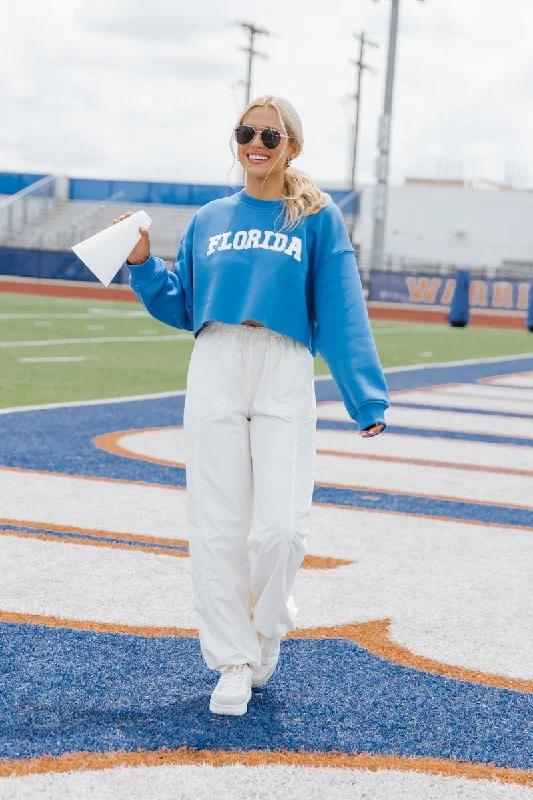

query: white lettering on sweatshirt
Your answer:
[206,230,302,262]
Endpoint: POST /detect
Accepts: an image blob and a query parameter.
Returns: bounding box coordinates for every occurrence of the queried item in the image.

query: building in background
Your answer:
[353,179,533,277]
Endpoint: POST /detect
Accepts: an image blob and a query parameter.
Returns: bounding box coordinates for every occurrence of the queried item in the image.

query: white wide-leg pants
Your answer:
[183,321,317,671]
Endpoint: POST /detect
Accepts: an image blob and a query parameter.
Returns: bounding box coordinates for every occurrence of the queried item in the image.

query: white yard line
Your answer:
[0,334,192,348]
[0,312,147,320]
[383,351,533,373]
[0,389,188,414]
[372,325,439,334]
[17,356,98,363]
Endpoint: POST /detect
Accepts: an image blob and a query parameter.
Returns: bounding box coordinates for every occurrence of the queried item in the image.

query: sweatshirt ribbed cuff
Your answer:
[356,401,388,433]
[127,254,162,287]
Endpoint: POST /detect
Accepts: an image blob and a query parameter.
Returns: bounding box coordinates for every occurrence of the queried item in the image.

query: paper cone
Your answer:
[72,210,152,287]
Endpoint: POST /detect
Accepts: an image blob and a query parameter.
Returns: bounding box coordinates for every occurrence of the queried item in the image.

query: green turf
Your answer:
[1,293,531,408]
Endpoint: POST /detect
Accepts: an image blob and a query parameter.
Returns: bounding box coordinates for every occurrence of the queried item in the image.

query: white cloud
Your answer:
[0,0,531,188]
[76,0,227,44]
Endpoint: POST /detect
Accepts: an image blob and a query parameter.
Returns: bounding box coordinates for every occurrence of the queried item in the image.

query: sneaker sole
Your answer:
[209,689,252,716]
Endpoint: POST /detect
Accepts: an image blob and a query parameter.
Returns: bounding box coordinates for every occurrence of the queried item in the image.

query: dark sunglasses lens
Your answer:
[235,125,255,145]
[261,128,281,149]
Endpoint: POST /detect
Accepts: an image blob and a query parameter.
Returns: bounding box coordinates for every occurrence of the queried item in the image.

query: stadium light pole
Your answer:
[349,31,378,245]
[370,0,426,271]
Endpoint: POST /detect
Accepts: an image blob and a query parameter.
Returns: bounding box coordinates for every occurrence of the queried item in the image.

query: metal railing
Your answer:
[0,176,56,244]
[354,250,533,295]
[27,189,126,250]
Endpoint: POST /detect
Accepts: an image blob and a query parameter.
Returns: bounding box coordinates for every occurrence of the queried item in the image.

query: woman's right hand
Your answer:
[112,211,151,265]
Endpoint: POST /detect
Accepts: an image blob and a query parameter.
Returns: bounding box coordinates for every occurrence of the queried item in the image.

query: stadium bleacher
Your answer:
[4,200,199,260]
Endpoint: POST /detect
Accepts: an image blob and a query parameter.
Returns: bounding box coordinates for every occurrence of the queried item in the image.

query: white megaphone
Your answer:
[72,210,152,287]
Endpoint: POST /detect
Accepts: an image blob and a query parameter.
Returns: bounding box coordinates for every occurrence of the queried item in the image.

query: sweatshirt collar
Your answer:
[236,189,284,210]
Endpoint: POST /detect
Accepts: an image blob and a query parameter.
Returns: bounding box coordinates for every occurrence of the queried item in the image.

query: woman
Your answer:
[115,95,389,717]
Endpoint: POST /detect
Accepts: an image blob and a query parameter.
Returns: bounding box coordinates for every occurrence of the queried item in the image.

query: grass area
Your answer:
[1,293,532,408]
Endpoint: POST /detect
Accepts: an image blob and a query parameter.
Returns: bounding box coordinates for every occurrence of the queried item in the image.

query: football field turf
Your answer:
[1,291,532,408]
[1,289,532,797]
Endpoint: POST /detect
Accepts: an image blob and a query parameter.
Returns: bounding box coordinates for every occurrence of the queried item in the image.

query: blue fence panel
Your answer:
[149,182,193,205]
[328,189,359,215]
[69,179,110,202]
[108,180,148,203]
[1,172,360,211]
[0,173,49,195]
[187,183,240,206]
[0,248,125,284]
[68,179,243,205]
[67,177,358,211]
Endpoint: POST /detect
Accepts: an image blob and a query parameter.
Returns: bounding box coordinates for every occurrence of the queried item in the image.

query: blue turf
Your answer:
[0,623,531,769]
[312,486,533,527]
[1,357,532,528]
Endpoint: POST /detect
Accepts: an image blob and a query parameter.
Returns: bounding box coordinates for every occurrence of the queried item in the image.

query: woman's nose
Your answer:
[250,130,264,147]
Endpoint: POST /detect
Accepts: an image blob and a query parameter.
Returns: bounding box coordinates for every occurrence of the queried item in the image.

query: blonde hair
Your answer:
[232,95,331,230]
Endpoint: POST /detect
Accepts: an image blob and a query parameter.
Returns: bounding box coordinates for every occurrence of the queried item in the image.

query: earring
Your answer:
[285,159,292,167]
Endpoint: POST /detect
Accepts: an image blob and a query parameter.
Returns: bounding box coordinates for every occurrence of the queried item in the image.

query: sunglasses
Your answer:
[234,124,289,150]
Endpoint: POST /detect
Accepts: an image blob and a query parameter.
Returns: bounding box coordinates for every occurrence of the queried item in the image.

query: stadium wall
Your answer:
[370,272,531,312]
[0,247,128,284]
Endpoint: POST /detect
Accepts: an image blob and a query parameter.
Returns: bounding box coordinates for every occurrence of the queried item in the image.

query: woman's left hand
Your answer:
[359,423,385,438]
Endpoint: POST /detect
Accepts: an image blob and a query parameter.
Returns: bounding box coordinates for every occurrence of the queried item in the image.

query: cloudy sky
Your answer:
[1,0,531,189]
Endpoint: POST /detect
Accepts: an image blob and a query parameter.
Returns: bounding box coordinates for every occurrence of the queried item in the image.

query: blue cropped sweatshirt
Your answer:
[128,189,390,432]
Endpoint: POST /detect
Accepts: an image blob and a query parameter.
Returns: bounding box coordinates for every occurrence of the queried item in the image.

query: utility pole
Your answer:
[237,22,271,108]
[370,0,425,271]
[348,31,378,245]
[236,22,271,184]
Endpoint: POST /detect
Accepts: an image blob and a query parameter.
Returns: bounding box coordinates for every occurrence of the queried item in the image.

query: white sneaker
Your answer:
[251,633,281,687]
[209,664,252,716]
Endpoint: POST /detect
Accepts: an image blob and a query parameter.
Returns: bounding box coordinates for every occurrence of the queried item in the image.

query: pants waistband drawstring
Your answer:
[201,321,291,344]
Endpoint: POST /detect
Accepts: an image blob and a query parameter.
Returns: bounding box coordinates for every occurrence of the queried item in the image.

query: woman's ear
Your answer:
[290,145,300,162]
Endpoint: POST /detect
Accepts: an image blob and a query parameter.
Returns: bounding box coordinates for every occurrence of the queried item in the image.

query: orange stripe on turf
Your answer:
[93,428,533,510]
[97,426,533,478]
[0,517,188,548]
[301,555,353,570]
[0,746,531,785]
[390,382,462,397]
[479,372,533,385]
[0,528,188,559]
[0,610,198,638]
[287,620,533,694]
[93,428,186,469]
[0,519,344,570]
[394,388,533,405]
[316,449,533,478]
